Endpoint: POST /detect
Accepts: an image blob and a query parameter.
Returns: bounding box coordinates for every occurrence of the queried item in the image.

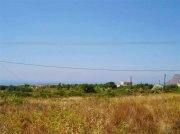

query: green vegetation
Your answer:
[0,82,179,98]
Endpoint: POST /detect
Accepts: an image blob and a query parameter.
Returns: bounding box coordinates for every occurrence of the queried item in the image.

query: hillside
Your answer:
[167,74,180,85]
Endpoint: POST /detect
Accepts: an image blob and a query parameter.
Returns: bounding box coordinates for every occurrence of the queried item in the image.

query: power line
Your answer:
[0,60,180,72]
[0,63,24,82]
[0,41,180,45]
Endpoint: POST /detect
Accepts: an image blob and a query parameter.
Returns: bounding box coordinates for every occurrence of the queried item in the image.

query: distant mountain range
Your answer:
[167,74,180,85]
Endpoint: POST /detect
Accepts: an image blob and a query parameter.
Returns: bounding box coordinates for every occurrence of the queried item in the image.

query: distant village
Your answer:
[34,74,180,89]
[117,74,180,88]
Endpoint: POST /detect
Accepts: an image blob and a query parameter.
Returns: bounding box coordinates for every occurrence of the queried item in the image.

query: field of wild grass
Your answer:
[0,94,180,134]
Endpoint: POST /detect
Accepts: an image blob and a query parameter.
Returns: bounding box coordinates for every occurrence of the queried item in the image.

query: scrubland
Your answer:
[0,94,180,134]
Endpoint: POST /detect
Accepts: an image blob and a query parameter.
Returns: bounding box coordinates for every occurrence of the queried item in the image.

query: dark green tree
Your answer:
[104,82,117,89]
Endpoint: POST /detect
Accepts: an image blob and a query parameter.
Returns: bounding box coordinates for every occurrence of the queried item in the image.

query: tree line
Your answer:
[0,82,179,97]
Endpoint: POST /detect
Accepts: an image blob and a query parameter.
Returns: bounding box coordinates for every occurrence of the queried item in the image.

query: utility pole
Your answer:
[130,76,133,87]
[163,74,166,91]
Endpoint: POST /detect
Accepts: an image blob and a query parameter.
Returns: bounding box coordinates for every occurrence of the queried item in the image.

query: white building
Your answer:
[117,81,133,87]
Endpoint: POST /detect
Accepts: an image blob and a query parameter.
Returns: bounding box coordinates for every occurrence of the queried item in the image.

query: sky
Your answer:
[0,0,180,85]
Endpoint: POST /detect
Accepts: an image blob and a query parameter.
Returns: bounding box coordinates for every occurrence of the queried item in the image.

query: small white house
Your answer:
[117,81,133,87]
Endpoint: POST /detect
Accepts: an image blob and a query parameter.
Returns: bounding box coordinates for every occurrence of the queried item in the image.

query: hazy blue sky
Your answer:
[0,0,180,85]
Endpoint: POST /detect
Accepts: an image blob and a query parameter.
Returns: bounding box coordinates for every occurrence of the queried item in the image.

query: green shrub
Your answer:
[106,90,116,97]
[67,90,83,96]
[165,85,178,92]
[12,97,25,105]
[40,91,51,98]
[2,95,26,105]
[0,85,7,90]
[8,85,17,91]
[0,90,6,97]
[13,91,33,97]
[21,87,34,92]
[83,84,96,93]
[171,87,180,93]
[58,90,67,96]
[119,88,131,94]
[104,82,117,89]
[134,83,153,89]
[95,87,105,93]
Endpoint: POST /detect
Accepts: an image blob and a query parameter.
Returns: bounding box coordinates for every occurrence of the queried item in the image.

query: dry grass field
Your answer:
[0,94,180,134]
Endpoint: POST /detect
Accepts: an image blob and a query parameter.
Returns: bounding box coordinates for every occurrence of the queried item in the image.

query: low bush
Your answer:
[0,95,25,105]
[165,85,179,92]
[11,96,25,105]
[116,88,131,95]
[40,91,52,98]
[83,84,96,93]
[106,90,116,97]
[67,90,84,96]
[0,85,7,90]
[58,90,67,96]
